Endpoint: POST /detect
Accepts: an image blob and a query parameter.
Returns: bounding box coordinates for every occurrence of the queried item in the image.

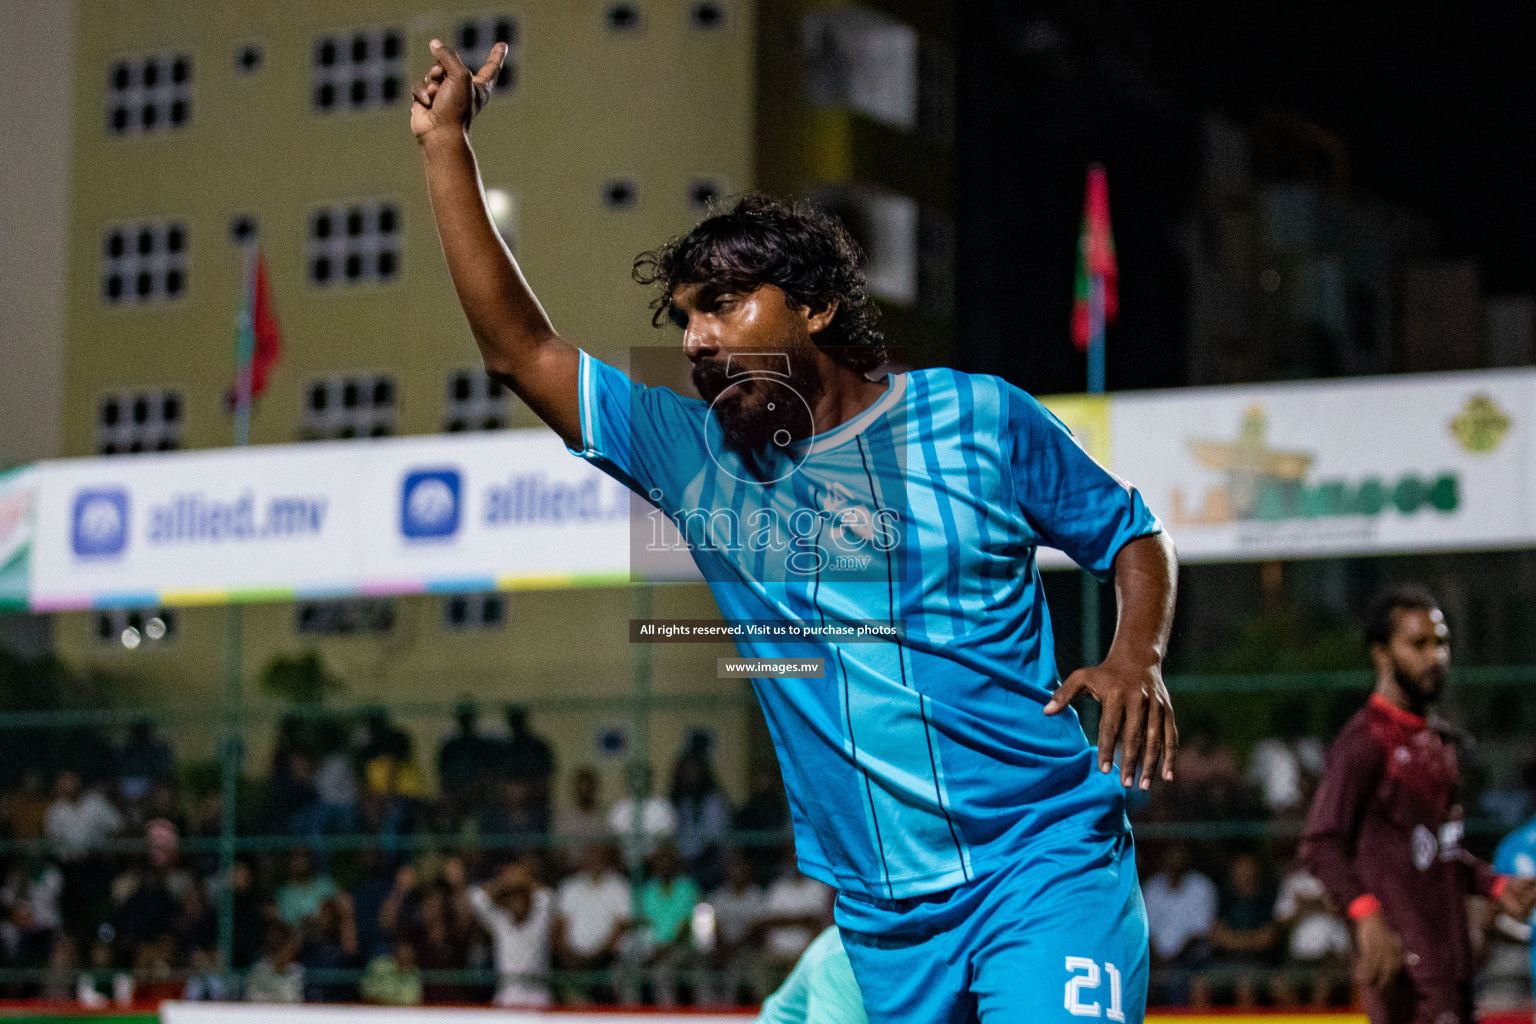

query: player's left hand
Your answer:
[1045,653,1177,789]
[1497,876,1536,920]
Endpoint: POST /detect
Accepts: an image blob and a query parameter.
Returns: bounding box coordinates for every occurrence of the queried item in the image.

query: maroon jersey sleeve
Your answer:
[1300,718,1385,911]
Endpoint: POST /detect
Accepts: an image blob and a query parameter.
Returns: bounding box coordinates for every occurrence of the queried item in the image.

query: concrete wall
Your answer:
[0,0,74,465]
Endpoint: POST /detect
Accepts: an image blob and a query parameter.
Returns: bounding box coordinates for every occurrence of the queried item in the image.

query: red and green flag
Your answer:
[228,248,282,412]
[1071,163,1118,352]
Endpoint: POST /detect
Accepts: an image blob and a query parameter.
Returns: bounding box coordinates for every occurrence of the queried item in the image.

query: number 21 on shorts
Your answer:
[1064,957,1124,1021]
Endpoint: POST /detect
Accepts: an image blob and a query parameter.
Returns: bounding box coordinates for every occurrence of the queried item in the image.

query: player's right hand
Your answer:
[1354,912,1404,989]
[411,39,507,143]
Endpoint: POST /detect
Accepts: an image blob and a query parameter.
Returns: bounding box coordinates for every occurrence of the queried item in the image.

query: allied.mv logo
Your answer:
[400,469,462,540]
[72,488,130,558]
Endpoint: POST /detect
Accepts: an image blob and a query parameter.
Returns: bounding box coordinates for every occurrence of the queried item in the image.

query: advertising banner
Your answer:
[1105,370,1531,563]
[156,1007,1373,1024]
[29,432,633,611]
[18,368,1536,610]
[0,466,37,612]
[158,1008,1373,1024]
[160,1004,750,1024]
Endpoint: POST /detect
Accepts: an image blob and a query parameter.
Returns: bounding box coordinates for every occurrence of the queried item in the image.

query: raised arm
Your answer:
[411,40,581,446]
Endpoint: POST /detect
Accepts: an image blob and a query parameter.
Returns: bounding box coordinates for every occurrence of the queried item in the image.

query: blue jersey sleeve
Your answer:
[1494,818,1536,931]
[1495,820,1536,879]
[569,349,712,501]
[1004,386,1162,579]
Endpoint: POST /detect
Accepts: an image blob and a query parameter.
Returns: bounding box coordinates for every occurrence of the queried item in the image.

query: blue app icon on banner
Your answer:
[401,469,462,540]
[72,489,130,558]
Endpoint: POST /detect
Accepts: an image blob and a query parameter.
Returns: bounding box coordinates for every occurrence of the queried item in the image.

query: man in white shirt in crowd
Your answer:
[46,770,124,941]
[1271,862,1351,1009]
[1140,842,1216,1006]
[759,845,832,991]
[554,843,633,1005]
[45,771,122,861]
[607,761,677,869]
[467,861,552,1008]
[703,848,769,1006]
[1246,700,1327,817]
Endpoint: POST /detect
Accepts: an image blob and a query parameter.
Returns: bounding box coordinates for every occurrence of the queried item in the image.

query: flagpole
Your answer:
[1087,274,1106,396]
[233,242,257,447]
[217,239,257,976]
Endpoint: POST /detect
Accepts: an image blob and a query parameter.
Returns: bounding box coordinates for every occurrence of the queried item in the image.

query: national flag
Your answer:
[1071,163,1119,352]
[227,249,282,410]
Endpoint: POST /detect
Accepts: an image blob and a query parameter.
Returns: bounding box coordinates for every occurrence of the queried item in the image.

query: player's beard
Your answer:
[1394,660,1447,705]
[693,352,825,455]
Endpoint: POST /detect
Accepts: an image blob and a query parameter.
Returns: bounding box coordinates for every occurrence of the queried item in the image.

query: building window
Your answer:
[302,373,396,439]
[296,599,396,635]
[98,389,182,455]
[312,27,405,113]
[229,215,258,244]
[444,592,505,629]
[444,369,511,432]
[688,2,726,30]
[107,53,193,135]
[802,8,918,131]
[308,201,401,287]
[235,43,264,74]
[602,179,638,210]
[604,3,642,32]
[688,179,723,211]
[96,608,176,648]
[102,221,188,305]
[455,16,518,91]
[818,187,918,306]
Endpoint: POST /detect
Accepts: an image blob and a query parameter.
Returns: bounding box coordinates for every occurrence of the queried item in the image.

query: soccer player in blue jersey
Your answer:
[759,927,869,1024]
[1493,764,1536,1006]
[413,41,1179,1023]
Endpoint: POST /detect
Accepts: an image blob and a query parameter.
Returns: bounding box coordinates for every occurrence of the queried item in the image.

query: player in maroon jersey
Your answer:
[1300,585,1536,1024]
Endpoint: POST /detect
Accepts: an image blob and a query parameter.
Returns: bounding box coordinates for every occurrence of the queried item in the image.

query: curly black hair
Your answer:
[632,194,887,375]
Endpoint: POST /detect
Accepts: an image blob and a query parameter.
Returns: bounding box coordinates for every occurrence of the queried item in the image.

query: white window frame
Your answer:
[102,220,189,305]
[308,200,402,288]
[444,369,512,432]
[106,52,193,135]
[302,373,397,440]
[312,27,406,114]
[97,389,183,455]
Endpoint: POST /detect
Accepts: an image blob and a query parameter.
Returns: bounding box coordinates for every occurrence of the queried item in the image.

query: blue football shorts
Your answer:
[835,828,1149,1024]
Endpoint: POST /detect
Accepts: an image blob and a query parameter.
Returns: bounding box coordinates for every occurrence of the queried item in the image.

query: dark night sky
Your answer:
[957,0,1536,393]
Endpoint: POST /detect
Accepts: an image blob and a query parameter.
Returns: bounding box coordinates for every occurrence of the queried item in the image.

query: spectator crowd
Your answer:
[0,703,835,1008]
[0,696,1528,1010]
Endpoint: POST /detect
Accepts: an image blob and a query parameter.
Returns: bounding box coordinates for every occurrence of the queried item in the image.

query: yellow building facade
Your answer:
[52,0,952,808]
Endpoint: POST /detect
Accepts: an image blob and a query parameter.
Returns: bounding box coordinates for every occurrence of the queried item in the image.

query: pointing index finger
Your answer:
[473,41,509,87]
